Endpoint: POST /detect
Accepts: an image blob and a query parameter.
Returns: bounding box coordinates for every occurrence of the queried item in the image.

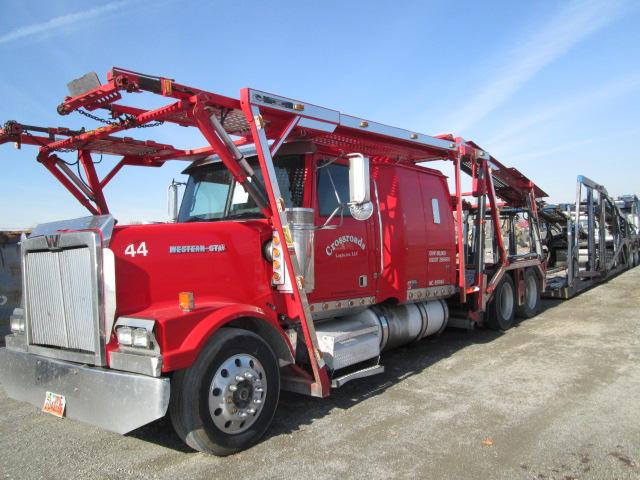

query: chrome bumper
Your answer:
[0,345,170,434]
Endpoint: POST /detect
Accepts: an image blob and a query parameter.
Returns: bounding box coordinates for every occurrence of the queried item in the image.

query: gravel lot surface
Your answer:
[1,268,639,479]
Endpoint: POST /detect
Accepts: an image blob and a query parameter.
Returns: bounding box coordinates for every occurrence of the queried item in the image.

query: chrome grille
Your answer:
[26,247,97,353]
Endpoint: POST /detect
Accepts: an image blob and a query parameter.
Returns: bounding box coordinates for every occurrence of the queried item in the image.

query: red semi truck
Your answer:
[0,68,548,455]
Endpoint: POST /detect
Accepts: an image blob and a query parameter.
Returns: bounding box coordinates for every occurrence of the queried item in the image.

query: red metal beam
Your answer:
[454,156,466,302]
[79,150,109,214]
[240,89,330,398]
[485,160,508,266]
[100,158,127,189]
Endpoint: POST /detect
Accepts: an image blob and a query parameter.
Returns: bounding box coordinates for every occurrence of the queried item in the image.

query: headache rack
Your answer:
[0,67,547,395]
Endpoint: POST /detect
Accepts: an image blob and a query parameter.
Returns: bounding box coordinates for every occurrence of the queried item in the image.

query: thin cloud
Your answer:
[446,0,631,133]
[506,137,598,164]
[503,127,640,164]
[488,73,640,148]
[0,0,128,45]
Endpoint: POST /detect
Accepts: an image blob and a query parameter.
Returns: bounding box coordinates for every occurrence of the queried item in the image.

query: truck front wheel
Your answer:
[486,274,516,330]
[170,328,280,456]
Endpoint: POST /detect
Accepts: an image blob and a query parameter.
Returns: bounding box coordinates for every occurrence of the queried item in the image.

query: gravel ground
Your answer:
[1,268,639,480]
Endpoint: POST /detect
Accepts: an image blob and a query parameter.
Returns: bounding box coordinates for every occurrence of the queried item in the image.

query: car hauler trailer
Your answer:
[0,67,618,455]
[540,176,639,299]
[615,193,640,255]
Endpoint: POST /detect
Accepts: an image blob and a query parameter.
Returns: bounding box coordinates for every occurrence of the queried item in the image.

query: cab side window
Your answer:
[317,162,351,217]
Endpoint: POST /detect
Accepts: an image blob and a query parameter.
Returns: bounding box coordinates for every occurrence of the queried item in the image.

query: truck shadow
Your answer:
[127,298,563,453]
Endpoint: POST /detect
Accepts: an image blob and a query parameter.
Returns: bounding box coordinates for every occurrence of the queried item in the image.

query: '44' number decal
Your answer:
[124,242,148,257]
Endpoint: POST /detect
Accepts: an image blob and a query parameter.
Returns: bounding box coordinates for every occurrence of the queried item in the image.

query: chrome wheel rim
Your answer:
[208,354,266,434]
[525,275,537,310]
[499,282,514,319]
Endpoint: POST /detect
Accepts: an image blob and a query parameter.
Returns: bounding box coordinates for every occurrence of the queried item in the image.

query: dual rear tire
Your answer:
[486,269,540,331]
[515,269,541,319]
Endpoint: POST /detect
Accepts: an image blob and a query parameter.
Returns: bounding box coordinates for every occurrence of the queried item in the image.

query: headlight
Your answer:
[115,317,156,349]
[132,328,150,348]
[116,326,133,346]
[117,326,152,348]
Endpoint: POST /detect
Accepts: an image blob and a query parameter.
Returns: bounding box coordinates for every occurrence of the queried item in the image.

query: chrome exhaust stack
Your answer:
[275,208,315,293]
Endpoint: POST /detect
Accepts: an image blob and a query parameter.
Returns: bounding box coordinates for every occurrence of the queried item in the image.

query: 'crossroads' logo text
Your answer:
[325,235,366,256]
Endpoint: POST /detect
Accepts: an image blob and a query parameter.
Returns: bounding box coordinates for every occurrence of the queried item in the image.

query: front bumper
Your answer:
[0,345,170,434]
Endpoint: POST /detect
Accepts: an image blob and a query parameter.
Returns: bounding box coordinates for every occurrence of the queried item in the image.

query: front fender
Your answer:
[155,302,292,372]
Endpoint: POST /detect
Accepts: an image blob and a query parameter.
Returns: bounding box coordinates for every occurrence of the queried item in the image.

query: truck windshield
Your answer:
[178,154,305,222]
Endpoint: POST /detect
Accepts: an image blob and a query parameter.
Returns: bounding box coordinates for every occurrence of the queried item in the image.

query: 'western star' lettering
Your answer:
[169,244,226,254]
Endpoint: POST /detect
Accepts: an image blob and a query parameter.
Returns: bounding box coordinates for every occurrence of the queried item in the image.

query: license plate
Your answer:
[42,391,66,418]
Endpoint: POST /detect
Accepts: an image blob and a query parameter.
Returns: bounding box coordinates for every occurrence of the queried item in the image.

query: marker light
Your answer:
[179,291,195,312]
[271,231,285,286]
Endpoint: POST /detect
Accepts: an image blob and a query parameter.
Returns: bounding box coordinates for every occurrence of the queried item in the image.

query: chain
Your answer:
[77,108,121,126]
[136,119,165,128]
[77,108,164,128]
[22,129,77,153]
[3,104,165,154]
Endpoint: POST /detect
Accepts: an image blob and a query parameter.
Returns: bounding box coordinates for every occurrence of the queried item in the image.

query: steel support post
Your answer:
[240,95,329,398]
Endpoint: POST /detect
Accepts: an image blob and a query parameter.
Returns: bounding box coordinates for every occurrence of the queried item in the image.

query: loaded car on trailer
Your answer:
[1,68,549,455]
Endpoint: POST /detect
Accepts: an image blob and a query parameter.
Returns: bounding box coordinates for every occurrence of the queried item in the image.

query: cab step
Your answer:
[331,364,384,388]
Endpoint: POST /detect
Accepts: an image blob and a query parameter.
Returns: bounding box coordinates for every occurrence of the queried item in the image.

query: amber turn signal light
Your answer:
[179,291,195,312]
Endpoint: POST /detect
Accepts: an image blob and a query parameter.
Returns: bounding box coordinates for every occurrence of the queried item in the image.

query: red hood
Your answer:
[109,220,273,317]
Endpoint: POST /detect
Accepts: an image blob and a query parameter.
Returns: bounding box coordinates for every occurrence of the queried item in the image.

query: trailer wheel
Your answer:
[486,274,515,330]
[515,269,540,318]
[170,328,280,456]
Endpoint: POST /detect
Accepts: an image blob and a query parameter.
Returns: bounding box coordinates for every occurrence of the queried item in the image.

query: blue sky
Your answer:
[1,0,639,228]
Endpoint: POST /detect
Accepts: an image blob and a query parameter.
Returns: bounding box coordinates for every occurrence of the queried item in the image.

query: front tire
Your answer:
[486,274,516,330]
[170,328,280,456]
[515,269,540,318]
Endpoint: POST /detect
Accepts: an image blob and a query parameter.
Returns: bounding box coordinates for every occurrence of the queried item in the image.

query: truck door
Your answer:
[310,158,377,302]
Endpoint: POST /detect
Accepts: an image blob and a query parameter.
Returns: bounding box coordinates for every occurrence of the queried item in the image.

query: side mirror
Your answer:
[347,153,370,204]
[167,179,186,223]
[347,153,373,221]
